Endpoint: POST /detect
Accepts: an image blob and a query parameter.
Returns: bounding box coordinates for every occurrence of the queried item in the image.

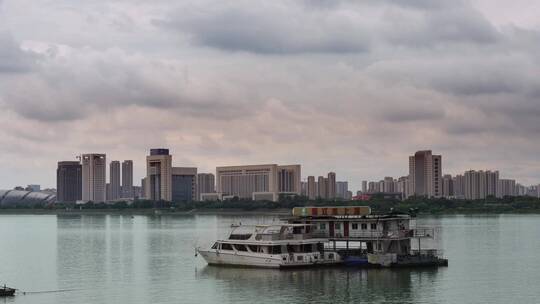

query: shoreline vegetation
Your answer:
[1,194,540,215]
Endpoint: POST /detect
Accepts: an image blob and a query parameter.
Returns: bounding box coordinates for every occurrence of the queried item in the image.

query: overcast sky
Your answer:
[1,0,539,190]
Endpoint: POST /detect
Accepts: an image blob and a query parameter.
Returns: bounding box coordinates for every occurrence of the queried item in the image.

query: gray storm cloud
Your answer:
[0,0,539,189]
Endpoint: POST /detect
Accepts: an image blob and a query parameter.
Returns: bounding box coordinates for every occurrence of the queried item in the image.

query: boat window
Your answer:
[234,244,248,252]
[371,223,377,230]
[221,243,233,251]
[361,223,367,230]
[319,223,326,230]
[248,245,259,252]
[297,255,304,261]
[352,223,358,230]
[211,242,218,249]
[335,223,341,229]
[301,244,314,253]
[270,246,282,254]
[229,234,252,240]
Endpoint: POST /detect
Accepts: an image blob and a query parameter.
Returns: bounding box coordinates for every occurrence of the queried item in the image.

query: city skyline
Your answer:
[3,147,540,194]
[1,1,540,190]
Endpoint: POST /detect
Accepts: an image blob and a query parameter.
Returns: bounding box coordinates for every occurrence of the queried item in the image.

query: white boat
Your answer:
[197,224,341,268]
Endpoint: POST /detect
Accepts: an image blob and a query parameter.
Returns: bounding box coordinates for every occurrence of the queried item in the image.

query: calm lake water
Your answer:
[0,213,539,304]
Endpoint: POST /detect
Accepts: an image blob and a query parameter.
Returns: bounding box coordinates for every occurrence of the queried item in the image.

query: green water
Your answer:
[0,214,539,303]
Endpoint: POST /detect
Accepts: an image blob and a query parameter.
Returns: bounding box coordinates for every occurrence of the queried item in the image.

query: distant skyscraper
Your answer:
[307,176,316,200]
[57,161,82,203]
[362,181,367,193]
[397,176,409,197]
[537,184,540,198]
[336,181,348,199]
[408,150,442,198]
[197,173,215,200]
[82,154,106,202]
[172,167,197,202]
[317,176,327,199]
[464,170,500,200]
[122,160,134,198]
[327,172,336,199]
[146,149,173,201]
[442,175,453,198]
[453,174,465,198]
[497,179,516,198]
[109,161,121,200]
[383,177,394,193]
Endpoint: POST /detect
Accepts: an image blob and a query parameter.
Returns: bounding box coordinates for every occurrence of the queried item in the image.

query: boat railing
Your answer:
[413,227,435,238]
[326,229,414,239]
[255,232,328,241]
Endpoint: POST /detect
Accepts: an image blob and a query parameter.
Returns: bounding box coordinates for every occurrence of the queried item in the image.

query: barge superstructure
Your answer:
[287,206,448,267]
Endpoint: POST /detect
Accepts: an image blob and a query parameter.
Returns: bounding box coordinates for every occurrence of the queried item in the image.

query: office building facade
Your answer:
[197,173,215,200]
[216,164,280,202]
[277,165,302,195]
[146,149,173,201]
[56,161,82,203]
[172,167,197,202]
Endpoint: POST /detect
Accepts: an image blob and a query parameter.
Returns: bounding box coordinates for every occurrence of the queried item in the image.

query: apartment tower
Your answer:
[82,153,106,202]
[408,150,442,198]
[109,161,121,200]
[121,160,134,198]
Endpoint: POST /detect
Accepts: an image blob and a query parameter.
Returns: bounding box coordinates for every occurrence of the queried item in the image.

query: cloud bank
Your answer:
[0,0,539,189]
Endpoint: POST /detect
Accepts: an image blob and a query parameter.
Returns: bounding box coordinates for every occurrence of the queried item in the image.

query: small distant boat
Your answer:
[0,285,16,297]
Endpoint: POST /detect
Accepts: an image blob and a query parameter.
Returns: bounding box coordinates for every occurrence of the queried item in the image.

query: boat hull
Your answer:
[198,250,340,269]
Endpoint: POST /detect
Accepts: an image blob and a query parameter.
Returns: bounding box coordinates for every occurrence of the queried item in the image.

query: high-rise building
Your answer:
[56,161,82,203]
[106,183,112,201]
[216,164,280,202]
[277,165,302,195]
[197,173,215,200]
[327,172,336,199]
[408,150,442,198]
[368,181,376,193]
[464,170,500,200]
[397,176,409,198]
[109,161,121,200]
[82,154,106,202]
[537,184,540,198]
[336,181,348,199]
[300,181,307,196]
[442,175,453,198]
[497,179,516,198]
[172,167,197,202]
[464,170,480,200]
[383,177,394,193]
[317,176,327,199]
[361,181,367,193]
[486,171,499,197]
[121,160,134,198]
[141,177,147,198]
[307,176,316,200]
[146,149,173,201]
[453,174,465,198]
[515,183,527,196]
